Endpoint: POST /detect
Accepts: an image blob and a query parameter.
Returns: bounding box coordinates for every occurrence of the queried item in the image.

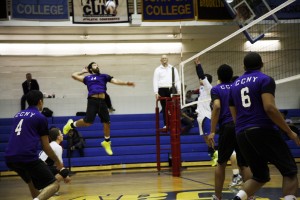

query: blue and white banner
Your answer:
[73,0,129,24]
[11,0,69,21]
[0,0,9,20]
[142,0,195,21]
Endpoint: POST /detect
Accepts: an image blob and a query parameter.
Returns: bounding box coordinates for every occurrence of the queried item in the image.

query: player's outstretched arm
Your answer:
[110,78,135,87]
[72,67,88,82]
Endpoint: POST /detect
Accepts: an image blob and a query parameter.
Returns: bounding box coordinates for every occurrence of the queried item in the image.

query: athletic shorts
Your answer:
[84,97,110,124]
[217,122,247,167]
[237,127,298,183]
[197,117,211,136]
[6,159,56,190]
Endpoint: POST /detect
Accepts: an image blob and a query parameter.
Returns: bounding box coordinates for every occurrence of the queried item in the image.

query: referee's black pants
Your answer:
[158,88,171,126]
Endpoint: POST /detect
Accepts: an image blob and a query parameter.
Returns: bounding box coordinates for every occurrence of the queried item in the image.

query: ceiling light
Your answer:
[244,40,281,52]
[166,34,178,38]
[0,42,182,55]
[80,35,90,39]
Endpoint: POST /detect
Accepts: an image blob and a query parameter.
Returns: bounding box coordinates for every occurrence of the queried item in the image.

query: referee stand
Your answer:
[155,95,181,177]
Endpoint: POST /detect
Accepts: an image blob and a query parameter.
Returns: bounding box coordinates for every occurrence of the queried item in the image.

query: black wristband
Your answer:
[59,168,70,178]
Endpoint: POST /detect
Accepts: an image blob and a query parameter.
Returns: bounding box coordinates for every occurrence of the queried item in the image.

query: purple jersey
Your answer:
[5,106,49,162]
[229,70,276,134]
[211,83,233,126]
[83,74,113,97]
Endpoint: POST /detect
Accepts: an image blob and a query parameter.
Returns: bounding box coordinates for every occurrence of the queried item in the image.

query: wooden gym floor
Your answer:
[0,163,300,200]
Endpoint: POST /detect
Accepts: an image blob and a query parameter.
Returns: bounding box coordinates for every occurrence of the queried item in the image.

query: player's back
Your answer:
[230,70,276,133]
[211,83,233,125]
[5,106,48,162]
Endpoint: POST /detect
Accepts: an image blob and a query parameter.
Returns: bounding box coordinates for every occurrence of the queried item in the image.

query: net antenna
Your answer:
[180,0,296,109]
[224,0,280,44]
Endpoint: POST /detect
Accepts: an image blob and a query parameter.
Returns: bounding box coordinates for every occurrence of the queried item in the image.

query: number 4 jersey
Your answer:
[229,70,277,134]
[5,106,49,162]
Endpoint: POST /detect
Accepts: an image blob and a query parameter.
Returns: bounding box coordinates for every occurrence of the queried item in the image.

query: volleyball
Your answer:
[105,1,116,15]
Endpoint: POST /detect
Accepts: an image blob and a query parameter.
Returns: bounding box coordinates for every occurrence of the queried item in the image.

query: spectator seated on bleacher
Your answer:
[181,107,195,135]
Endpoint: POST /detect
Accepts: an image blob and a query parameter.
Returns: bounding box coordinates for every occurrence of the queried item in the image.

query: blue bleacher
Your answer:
[0,111,299,172]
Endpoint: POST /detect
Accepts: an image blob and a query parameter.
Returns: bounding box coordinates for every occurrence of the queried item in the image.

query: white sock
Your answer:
[236,190,248,200]
[33,198,39,200]
[284,195,297,200]
[233,169,239,175]
[104,136,110,140]
[73,121,77,127]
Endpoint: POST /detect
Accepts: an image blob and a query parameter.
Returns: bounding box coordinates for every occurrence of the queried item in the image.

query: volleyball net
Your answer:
[180,0,300,109]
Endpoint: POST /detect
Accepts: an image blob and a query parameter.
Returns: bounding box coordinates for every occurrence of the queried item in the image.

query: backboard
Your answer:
[223,0,279,43]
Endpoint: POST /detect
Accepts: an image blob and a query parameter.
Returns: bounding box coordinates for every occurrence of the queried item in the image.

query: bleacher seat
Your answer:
[0,111,299,173]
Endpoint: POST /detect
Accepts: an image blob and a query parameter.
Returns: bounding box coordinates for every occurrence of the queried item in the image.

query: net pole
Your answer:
[180,62,186,108]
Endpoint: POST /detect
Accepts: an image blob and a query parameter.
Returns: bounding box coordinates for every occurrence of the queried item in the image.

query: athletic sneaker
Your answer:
[101,141,113,155]
[211,150,218,167]
[63,119,73,134]
[212,194,221,200]
[232,197,241,200]
[229,174,243,187]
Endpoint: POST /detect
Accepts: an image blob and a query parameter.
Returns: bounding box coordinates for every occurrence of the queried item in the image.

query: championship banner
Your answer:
[142,0,195,21]
[11,0,69,21]
[197,0,232,21]
[73,0,129,24]
[0,0,9,20]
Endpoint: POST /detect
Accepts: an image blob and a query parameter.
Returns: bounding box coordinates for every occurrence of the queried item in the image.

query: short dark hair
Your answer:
[217,64,233,83]
[26,90,43,106]
[204,74,212,83]
[49,127,60,142]
[244,52,263,70]
[87,62,96,74]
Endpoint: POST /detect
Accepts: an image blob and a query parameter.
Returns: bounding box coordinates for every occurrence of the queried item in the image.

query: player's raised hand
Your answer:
[82,66,88,73]
[194,57,201,65]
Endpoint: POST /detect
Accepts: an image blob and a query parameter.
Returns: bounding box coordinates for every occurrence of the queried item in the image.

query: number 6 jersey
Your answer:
[229,70,277,134]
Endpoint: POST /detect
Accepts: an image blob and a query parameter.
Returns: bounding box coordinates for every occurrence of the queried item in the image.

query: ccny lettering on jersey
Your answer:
[220,84,231,90]
[14,112,36,118]
[234,76,258,86]
[82,0,116,15]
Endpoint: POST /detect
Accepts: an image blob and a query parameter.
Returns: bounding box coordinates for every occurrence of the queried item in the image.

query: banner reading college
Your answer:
[73,0,129,24]
[11,0,69,21]
[142,0,195,21]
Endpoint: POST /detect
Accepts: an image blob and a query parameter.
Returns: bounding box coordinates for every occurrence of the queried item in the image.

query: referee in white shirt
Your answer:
[153,55,181,127]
